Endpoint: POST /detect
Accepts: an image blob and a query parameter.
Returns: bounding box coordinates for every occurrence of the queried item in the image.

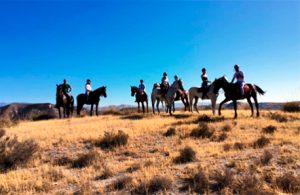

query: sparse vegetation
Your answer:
[276,172,300,193]
[268,112,288,122]
[174,146,197,164]
[0,132,39,171]
[262,125,277,134]
[283,102,300,112]
[133,176,172,194]
[253,136,270,148]
[190,123,214,139]
[95,130,129,149]
[197,114,224,123]
[0,110,299,194]
[163,127,176,137]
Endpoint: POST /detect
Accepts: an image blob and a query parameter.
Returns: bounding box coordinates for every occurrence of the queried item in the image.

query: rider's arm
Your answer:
[231,73,235,83]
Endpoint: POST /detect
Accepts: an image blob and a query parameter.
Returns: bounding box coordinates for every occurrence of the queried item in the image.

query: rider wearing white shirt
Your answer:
[85,79,92,101]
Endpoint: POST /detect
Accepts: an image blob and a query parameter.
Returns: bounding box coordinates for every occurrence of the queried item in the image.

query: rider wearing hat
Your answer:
[85,79,92,101]
[231,64,245,97]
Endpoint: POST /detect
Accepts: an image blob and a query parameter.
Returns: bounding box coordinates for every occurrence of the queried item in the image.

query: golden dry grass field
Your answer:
[0,110,300,194]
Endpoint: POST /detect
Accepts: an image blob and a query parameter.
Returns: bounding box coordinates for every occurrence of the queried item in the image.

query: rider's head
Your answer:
[140,79,144,83]
[202,68,206,73]
[63,79,67,84]
[87,79,91,84]
[163,72,167,76]
[174,75,178,80]
[234,64,239,71]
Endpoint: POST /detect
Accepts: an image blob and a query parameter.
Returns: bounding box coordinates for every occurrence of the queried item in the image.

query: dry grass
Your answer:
[0,110,299,194]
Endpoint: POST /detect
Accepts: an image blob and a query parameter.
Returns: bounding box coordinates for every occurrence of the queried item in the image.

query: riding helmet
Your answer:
[234,64,239,69]
[163,72,167,76]
[202,68,206,72]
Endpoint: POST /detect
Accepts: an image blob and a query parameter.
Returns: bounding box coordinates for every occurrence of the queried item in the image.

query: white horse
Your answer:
[189,79,219,115]
[151,83,165,114]
[165,81,180,115]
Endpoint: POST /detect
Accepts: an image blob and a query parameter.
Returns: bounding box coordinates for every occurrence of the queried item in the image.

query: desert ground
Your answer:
[0,109,299,194]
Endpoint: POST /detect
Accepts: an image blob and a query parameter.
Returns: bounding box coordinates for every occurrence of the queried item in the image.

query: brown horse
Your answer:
[214,76,265,118]
[56,85,74,118]
[77,86,107,116]
[172,79,189,112]
[131,86,148,113]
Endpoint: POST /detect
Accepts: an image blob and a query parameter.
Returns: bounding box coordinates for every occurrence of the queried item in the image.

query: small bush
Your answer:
[71,151,98,168]
[197,114,224,123]
[181,169,209,193]
[127,163,141,173]
[210,168,234,191]
[260,150,273,165]
[174,146,197,164]
[95,130,128,150]
[107,176,133,191]
[233,173,264,194]
[268,112,288,122]
[262,125,277,134]
[190,123,214,139]
[217,133,228,142]
[0,135,39,171]
[221,124,232,132]
[95,166,113,180]
[276,172,300,193]
[234,142,246,150]
[134,176,172,194]
[223,143,232,151]
[283,102,300,112]
[164,127,176,137]
[253,136,270,149]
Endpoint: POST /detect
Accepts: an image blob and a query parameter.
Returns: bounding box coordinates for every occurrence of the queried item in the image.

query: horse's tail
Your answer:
[253,84,266,95]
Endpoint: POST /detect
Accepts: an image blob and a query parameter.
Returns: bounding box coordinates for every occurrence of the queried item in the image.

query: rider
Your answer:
[161,72,169,98]
[85,79,92,101]
[201,68,210,98]
[139,79,146,94]
[231,64,245,97]
[62,79,72,103]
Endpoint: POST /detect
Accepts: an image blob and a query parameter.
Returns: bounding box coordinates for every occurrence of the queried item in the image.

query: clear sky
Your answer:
[0,0,299,106]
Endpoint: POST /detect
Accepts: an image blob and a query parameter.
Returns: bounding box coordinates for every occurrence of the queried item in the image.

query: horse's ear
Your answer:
[56,84,58,87]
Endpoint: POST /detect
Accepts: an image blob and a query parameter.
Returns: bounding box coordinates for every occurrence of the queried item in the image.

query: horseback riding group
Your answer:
[56,64,265,119]
[56,79,107,118]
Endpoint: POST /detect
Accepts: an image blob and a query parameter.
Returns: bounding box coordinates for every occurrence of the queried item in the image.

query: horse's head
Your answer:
[130,86,136,96]
[102,86,107,98]
[153,83,160,90]
[56,84,63,96]
[212,76,228,93]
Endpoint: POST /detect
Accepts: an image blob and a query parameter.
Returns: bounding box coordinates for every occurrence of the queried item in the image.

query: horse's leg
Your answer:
[146,100,149,113]
[58,107,61,119]
[96,103,99,116]
[211,95,217,115]
[233,100,238,119]
[189,95,193,112]
[151,96,155,114]
[138,102,140,113]
[77,103,83,116]
[218,98,230,116]
[172,102,175,113]
[194,97,199,113]
[253,93,260,117]
[142,102,145,113]
[156,99,160,114]
[90,104,93,116]
[246,96,254,117]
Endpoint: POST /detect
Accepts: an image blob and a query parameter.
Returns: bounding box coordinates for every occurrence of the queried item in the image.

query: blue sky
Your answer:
[0,1,299,106]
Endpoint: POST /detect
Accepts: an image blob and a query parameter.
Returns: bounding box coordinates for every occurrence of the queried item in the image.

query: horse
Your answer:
[56,85,74,118]
[165,81,180,115]
[131,86,149,113]
[77,86,107,116]
[188,79,219,115]
[214,76,265,118]
[172,79,189,112]
[151,83,165,114]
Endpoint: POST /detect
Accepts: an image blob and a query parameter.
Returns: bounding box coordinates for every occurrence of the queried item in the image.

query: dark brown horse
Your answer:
[56,85,74,118]
[214,76,265,118]
[131,86,148,113]
[77,86,107,116]
[172,79,189,112]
